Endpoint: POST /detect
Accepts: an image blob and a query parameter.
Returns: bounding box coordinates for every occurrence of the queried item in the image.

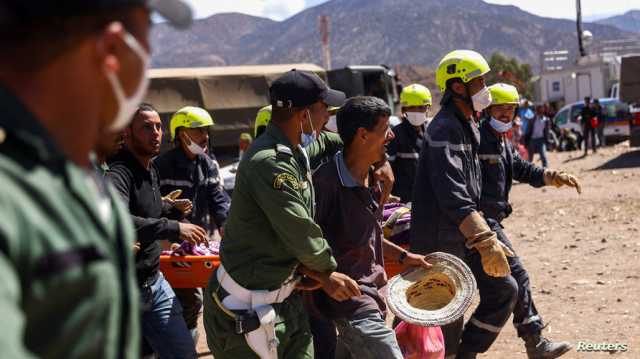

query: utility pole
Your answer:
[319,15,331,70]
[576,0,586,57]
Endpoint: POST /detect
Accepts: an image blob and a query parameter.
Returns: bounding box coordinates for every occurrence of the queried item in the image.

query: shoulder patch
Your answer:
[276,144,293,156]
[273,173,299,190]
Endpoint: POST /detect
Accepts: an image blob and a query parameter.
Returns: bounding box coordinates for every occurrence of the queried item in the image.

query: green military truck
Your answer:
[146,63,400,156]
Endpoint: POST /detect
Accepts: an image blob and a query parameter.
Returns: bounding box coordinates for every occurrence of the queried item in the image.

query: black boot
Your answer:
[455,352,477,359]
[524,333,572,359]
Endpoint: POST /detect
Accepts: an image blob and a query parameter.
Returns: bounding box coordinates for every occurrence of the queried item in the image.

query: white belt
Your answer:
[216,263,299,359]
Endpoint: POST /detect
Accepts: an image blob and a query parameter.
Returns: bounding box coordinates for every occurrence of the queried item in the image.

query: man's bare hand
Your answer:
[174,199,192,216]
[297,267,361,301]
[133,241,141,254]
[373,161,395,206]
[178,223,207,245]
[402,252,432,269]
[321,272,361,302]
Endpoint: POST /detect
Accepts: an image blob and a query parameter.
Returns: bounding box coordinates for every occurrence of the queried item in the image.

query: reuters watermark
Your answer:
[576,341,628,353]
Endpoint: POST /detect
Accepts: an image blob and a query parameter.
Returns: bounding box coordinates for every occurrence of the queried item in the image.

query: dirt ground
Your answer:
[195,143,640,358]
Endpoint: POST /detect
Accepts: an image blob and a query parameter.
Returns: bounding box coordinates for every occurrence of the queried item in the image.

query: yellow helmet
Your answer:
[435,50,491,93]
[488,83,520,106]
[254,105,272,138]
[170,106,214,141]
[400,84,432,107]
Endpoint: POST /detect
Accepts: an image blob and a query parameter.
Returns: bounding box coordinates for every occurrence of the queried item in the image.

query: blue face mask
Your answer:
[489,117,513,133]
[300,109,317,148]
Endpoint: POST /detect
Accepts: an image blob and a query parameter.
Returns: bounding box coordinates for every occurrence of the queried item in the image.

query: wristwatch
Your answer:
[398,250,408,265]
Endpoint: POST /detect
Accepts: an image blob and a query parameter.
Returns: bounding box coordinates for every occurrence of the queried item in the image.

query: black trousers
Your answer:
[441,222,545,355]
[583,125,597,153]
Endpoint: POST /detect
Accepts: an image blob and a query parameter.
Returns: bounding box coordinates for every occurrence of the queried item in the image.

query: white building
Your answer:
[537,38,640,107]
[538,56,612,105]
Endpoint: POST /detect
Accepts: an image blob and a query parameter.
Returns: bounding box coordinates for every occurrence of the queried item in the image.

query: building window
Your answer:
[552,81,560,92]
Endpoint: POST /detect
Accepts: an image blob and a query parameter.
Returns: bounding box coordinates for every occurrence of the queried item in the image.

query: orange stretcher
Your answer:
[160,243,409,288]
[159,255,220,288]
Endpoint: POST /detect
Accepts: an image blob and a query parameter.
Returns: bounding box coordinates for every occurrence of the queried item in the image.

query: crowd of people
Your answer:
[0,1,586,359]
[509,96,608,164]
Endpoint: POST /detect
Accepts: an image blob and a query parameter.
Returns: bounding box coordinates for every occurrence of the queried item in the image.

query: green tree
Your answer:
[486,52,534,100]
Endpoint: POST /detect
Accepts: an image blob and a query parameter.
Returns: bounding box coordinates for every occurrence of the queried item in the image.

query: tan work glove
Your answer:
[162,189,182,201]
[544,169,582,194]
[460,212,514,277]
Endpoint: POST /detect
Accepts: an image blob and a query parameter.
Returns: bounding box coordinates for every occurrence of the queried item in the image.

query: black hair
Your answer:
[337,96,391,148]
[441,78,466,106]
[0,7,139,71]
[130,102,158,126]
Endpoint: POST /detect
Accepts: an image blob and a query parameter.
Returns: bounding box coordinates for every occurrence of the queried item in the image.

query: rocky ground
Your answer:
[195,143,640,358]
[485,142,640,359]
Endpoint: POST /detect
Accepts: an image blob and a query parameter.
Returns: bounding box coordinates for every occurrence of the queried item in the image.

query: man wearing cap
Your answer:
[0,0,190,357]
[203,70,364,359]
[409,50,514,358]
[478,83,577,359]
[154,106,230,344]
[387,83,433,203]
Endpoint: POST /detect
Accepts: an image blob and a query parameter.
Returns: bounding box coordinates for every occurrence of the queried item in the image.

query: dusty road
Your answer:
[195,143,640,358]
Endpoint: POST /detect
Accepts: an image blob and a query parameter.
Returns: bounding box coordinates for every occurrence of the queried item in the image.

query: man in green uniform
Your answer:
[204,70,364,359]
[0,1,191,357]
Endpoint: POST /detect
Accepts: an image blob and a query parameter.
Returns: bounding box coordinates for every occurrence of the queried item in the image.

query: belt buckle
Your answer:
[234,312,261,334]
[234,314,245,334]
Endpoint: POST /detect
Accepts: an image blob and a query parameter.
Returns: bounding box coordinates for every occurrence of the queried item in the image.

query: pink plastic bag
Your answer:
[395,321,445,359]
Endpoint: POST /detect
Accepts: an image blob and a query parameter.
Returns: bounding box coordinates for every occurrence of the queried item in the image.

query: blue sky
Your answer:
[180,0,637,21]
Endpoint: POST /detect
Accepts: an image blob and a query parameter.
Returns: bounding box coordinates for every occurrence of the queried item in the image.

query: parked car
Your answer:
[553,98,630,144]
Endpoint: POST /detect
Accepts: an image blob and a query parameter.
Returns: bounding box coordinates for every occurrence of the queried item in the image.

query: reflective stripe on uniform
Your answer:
[514,315,542,328]
[388,155,397,162]
[425,133,472,152]
[478,154,502,161]
[469,317,503,333]
[159,179,193,187]
[396,152,420,159]
[206,177,221,186]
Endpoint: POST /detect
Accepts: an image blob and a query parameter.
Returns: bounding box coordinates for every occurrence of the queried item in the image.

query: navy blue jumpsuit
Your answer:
[478,118,547,340]
[387,119,426,203]
[410,100,519,354]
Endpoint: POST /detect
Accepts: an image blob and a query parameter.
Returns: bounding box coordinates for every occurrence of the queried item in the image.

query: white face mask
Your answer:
[471,86,492,112]
[300,110,317,148]
[325,115,338,133]
[184,133,207,156]
[106,32,150,131]
[405,112,427,127]
[489,117,513,133]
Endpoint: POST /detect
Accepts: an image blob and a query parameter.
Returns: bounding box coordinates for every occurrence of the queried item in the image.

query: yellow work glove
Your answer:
[544,169,582,194]
[162,189,183,201]
[459,212,514,277]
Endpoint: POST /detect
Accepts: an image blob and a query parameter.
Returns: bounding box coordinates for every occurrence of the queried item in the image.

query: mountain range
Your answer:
[596,10,640,34]
[150,0,637,71]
